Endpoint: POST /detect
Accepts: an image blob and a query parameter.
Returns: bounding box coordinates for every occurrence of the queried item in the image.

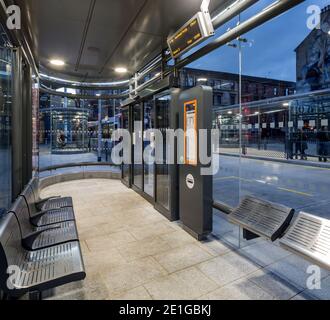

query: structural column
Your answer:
[12,47,23,199]
[98,99,102,162]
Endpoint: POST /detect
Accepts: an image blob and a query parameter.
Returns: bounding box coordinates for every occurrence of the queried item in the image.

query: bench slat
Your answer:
[280,212,330,271]
[229,196,295,241]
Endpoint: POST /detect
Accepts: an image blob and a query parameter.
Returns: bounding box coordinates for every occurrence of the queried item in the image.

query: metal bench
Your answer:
[228,196,295,242]
[30,177,73,211]
[280,212,330,270]
[10,196,79,251]
[0,213,86,299]
[21,184,75,227]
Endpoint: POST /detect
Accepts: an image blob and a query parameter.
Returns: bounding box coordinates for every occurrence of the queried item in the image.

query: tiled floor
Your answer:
[41,179,330,300]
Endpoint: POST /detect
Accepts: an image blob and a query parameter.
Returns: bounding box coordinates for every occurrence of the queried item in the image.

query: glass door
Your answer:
[133,103,143,190]
[121,106,131,186]
[143,98,155,198]
[155,93,171,212]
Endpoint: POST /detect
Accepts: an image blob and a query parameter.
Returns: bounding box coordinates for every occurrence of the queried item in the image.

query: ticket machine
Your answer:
[173,86,213,240]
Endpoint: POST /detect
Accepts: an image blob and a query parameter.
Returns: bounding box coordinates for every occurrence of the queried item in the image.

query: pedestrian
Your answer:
[295,129,308,160]
[317,126,329,162]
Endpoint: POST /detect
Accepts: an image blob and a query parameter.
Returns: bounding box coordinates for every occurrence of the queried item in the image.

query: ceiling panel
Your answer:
[19,0,234,82]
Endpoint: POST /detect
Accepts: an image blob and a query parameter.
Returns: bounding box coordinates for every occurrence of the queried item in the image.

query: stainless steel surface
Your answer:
[229,196,295,241]
[280,212,330,271]
[212,0,259,29]
[213,200,233,215]
[40,85,128,99]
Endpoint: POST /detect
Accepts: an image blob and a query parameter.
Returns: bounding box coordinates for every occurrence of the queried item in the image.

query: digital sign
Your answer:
[168,12,214,59]
[184,100,198,166]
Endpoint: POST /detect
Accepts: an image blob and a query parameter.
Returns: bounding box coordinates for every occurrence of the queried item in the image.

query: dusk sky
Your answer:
[189,0,330,82]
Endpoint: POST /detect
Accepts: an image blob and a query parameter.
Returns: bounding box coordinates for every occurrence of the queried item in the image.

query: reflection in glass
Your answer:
[144,99,155,197]
[0,31,12,212]
[133,103,143,189]
[51,110,89,154]
[156,94,171,210]
[121,108,130,184]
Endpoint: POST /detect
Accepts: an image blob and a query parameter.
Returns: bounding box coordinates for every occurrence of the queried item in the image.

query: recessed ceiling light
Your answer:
[115,67,128,73]
[197,78,208,82]
[283,102,289,107]
[50,59,65,66]
[96,93,101,97]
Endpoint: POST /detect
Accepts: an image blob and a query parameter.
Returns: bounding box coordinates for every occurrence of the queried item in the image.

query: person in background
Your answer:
[295,129,308,160]
[317,126,329,162]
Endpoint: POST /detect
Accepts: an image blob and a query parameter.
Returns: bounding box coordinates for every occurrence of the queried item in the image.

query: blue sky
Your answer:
[188,0,330,82]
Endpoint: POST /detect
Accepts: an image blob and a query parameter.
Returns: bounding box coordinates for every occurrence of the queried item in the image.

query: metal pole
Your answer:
[212,0,259,29]
[238,14,242,249]
[98,99,102,162]
[175,0,305,71]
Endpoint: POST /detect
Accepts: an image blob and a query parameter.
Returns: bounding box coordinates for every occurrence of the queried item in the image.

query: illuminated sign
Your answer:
[168,12,214,59]
[184,100,198,166]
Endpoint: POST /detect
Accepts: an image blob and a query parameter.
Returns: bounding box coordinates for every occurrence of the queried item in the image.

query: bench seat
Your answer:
[0,213,85,298]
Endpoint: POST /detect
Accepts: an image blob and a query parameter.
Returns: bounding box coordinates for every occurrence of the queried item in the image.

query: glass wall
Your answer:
[144,98,155,197]
[38,88,124,173]
[0,27,12,213]
[133,103,143,189]
[185,0,330,297]
[121,107,130,184]
[155,93,171,211]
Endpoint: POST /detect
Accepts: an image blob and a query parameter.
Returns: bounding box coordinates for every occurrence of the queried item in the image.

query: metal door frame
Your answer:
[120,105,132,188]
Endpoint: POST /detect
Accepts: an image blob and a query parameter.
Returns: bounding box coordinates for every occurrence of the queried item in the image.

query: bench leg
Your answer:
[29,291,42,300]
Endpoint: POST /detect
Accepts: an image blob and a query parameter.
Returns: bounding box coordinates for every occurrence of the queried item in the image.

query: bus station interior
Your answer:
[1,0,330,300]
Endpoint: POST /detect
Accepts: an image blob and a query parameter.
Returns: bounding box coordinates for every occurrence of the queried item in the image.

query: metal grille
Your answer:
[33,221,78,250]
[42,197,73,211]
[229,196,294,241]
[34,208,75,226]
[15,242,84,289]
[280,212,330,270]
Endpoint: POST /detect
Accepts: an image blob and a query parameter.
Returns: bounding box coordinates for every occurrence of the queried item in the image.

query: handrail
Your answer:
[39,162,120,173]
[213,200,233,215]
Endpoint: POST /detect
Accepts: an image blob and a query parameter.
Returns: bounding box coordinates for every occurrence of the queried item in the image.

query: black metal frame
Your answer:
[120,105,132,188]
[120,85,178,219]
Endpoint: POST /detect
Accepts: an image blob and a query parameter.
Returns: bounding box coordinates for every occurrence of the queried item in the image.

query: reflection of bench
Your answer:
[280,212,330,270]
[228,196,295,242]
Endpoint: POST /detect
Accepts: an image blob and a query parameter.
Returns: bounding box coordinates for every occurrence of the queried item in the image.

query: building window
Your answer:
[213,94,222,106]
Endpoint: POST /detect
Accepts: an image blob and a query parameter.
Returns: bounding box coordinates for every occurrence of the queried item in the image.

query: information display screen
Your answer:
[168,12,213,59]
[184,100,198,166]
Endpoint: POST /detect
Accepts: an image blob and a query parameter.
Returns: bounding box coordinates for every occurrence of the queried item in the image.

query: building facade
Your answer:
[180,67,296,108]
[296,5,330,93]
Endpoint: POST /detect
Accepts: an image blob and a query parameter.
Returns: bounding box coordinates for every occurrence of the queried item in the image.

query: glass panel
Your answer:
[39,93,123,173]
[0,28,12,213]
[155,94,171,210]
[133,103,143,189]
[121,107,130,183]
[144,99,155,197]
[32,82,40,175]
[238,1,330,225]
